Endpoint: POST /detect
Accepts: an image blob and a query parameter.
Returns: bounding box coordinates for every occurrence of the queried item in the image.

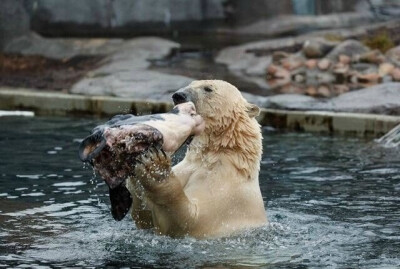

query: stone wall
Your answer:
[0,0,367,41]
[29,0,225,36]
[0,0,30,48]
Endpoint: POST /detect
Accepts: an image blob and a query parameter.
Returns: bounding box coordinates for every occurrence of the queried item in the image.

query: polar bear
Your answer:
[127,80,267,238]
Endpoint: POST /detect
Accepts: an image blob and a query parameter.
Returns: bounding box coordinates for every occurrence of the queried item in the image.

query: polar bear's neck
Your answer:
[187,111,262,180]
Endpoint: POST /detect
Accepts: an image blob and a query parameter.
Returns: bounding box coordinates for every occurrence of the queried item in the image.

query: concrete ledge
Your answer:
[257,109,400,137]
[0,88,173,117]
[1,88,399,137]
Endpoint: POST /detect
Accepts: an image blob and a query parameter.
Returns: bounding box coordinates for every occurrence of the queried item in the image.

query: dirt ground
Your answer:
[0,54,103,92]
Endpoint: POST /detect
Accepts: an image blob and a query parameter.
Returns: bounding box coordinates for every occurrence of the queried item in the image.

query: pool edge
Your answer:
[1,87,399,137]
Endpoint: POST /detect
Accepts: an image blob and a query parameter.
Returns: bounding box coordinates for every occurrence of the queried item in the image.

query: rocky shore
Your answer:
[1,27,400,116]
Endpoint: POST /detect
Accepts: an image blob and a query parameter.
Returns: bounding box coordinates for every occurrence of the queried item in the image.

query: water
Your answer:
[0,116,399,268]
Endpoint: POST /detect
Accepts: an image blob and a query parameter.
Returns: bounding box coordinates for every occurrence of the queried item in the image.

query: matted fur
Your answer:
[129,80,267,238]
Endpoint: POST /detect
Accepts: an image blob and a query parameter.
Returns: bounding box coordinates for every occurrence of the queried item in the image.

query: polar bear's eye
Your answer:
[204,87,213,93]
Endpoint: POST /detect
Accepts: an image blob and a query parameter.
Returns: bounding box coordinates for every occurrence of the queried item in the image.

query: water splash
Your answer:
[376,123,400,148]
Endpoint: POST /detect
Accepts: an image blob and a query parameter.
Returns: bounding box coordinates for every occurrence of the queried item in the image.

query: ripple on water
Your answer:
[19,208,384,268]
[1,118,400,268]
[52,181,86,187]
[16,175,42,179]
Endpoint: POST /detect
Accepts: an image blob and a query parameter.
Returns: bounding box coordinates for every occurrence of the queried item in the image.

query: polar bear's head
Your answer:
[172,80,260,132]
[172,80,262,177]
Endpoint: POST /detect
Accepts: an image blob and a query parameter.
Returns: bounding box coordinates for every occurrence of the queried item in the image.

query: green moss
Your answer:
[324,34,344,42]
[363,31,395,53]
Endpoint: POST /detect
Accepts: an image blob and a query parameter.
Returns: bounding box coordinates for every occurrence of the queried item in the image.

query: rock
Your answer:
[272,51,290,63]
[332,84,350,95]
[333,62,349,74]
[357,73,380,83]
[357,49,386,64]
[317,85,331,98]
[385,45,400,67]
[244,56,272,76]
[241,92,268,107]
[4,33,128,59]
[382,75,393,83]
[326,40,370,60]
[379,63,395,77]
[70,37,195,101]
[281,57,303,71]
[293,73,305,83]
[263,94,321,110]
[392,68,400,81]
[330,83,400,114]
[266,64,290,80]
[333,63,350,83]
[351,63,378,74]
[302,39,336,58]
[317,58,331,70]
[306,70,335,84]
[215,36,308,75]
[305,86,318,96]
[71,70,193,101]
[305,59,318,69]
[338,54,351,65]
[349,72,359,84]
[262,83,400,115]
[279,85,305,95]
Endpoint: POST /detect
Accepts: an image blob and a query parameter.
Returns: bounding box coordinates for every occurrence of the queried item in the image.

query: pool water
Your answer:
[0,116,399,268]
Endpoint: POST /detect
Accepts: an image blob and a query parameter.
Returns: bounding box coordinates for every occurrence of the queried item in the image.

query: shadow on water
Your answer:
[0,116,399,268]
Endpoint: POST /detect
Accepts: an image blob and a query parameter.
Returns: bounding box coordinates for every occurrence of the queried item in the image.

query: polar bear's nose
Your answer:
[172,92,188,105]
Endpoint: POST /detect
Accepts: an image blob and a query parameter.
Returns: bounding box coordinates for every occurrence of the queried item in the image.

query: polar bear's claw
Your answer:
[134,146,172,187]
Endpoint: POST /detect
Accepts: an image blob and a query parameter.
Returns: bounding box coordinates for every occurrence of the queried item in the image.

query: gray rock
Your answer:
[4,34,178,60]
[263,94,323,110]
[326,39,370,60]
[71,70,193,101]
[216,37,306,73]
[351,63,378,74]
[70,37,194,101]
[260,83,400,115]
[4,33,125,59]
[305,70,336,85]
[241,92,268,107]
[385,45,400,67]
[329,83,400,114]
[302,39,337,58]
[244,56,271,76]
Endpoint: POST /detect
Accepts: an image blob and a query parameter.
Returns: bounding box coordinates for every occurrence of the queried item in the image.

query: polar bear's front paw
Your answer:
[135,146,172,187]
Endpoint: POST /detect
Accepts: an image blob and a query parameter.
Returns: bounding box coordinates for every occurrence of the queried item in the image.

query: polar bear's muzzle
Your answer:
[172,87,197,106]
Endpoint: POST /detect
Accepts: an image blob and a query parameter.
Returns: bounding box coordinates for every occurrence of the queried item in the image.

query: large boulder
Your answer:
[302,39,337,58]
[326,40,370,60]
[261,83,400,115]
[71,70,192,101]
[70,37,194,101]
[329,83,400,114]
[263,94,322,110]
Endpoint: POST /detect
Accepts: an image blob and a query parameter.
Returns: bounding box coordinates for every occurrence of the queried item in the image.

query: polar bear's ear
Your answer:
[246,103,260,118]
